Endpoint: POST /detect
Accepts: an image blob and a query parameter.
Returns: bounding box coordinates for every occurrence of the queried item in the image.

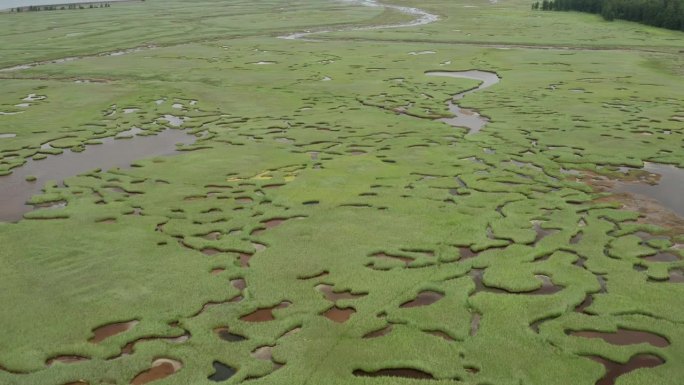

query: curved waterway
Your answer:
[279,0,439,40]
[0,129,196,222]
[0,45,155,73]
[426,70,500,134]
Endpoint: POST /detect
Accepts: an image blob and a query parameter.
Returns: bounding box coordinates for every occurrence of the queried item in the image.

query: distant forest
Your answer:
[532,0,684,31]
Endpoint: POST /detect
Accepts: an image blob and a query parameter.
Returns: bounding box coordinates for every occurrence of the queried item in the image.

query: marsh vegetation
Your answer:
[0,1,682,384]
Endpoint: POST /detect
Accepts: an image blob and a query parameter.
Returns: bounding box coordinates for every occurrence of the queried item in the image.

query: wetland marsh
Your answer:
[0,1,682,385]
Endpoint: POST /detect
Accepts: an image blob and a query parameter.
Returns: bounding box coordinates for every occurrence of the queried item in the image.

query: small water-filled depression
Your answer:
[240,301,291,322]
[90,320,139,343]
[0,128,197,222]
[569,328,669,347]
[208,361,237,382]
[130,358,182,385]
[353,368,435,379]
[612,163,684,218]
[322,306,356,323]
[46,355,89,366]
[400,290,444,308]
[588,354,664,385]
[215,327,246,342]
[363,324,394,339]
[316,284,367,302]
[583,163,684,223]
[614,163,684,217]
[425,70,501,134]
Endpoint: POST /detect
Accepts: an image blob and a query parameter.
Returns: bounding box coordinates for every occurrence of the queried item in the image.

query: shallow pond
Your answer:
[613,163,684,217]
[0,129,196,222]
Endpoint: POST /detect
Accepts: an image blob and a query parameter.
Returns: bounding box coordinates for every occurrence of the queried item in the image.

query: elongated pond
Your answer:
[0,128,196,222]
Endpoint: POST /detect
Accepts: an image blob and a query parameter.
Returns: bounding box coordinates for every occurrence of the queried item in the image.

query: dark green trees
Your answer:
[534,0,684,31]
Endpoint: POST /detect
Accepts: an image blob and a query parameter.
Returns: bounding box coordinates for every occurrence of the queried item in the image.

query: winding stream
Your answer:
[426,70,500,134]
[279,0,438,40]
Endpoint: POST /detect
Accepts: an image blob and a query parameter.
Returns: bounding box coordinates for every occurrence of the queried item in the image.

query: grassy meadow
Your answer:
[0,0,683,384]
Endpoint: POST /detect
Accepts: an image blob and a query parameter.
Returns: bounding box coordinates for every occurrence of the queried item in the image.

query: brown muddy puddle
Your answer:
[470,269,563,295]
[239,253,253,268]
[191,298,242,318]
[131,358,182,385]
[425,70,501,135]
[363,324,394,339]
[575,295,594,314]
[201,248,221,256]
[208,361,237,382]
[297,270,329,280]
[316,284,367,302]
[251,217,300,236]
[322,306,356,323]
[90,320,139,343]
[588,354,664,385]
[641,251,680,263]
[532,221,560,244]
[575,275,608,313]
[0,128,197,222]
[569,329,669,347]
[373,252,413,264]
[262,218,286,228]
[459,247,478,260]
[354,368,435,379]
[215,327,247,342]
[251,345,274,361]
[117,333,189,357]
[427,330,455,342]
[400,291,444,308]
[46,355,89,366]
[231,278,247,290]
[240,301,291,322]
[660,268,684,283]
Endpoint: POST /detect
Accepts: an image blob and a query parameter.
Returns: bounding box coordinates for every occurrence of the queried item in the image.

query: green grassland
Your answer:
[0,0,683,384]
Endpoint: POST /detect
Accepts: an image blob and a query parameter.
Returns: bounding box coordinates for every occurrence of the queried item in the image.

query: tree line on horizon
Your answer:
[10,3,112,12]
[532,0,684,31]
